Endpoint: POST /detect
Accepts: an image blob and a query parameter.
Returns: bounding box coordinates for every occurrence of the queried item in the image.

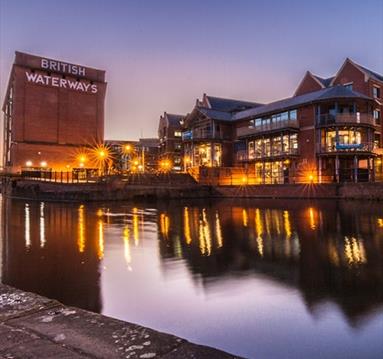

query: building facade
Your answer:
[161,59,382,184]
[158,112,184,171]
[2,51,107,173]
[182,94,262,169]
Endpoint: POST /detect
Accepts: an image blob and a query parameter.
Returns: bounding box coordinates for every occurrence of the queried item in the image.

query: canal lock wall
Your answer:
[2,176,383,201]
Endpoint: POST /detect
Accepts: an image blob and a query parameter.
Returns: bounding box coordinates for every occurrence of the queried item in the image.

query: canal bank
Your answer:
[0,284,239,358]
[2,175,383,201]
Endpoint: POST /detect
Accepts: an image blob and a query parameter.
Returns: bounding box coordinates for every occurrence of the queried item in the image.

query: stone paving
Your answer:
[0,284,241,359]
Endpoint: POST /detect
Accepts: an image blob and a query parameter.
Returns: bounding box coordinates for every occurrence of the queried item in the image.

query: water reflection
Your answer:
[1,198,383,358]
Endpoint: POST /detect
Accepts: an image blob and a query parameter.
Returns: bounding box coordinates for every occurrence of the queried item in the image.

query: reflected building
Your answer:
[156,199,383,325]
[1,198,102,313]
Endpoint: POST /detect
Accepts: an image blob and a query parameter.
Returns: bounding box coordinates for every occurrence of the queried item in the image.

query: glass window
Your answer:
[248,119,255,128]
[344,83,353,91]
[289,110,297,121]
[290,134,298,151]
[248,141,255,159]
[374,109,381,125]
[255,139,263,158]
[272,136,282,156]
[264,138,271,156]
[174,131,182,137]
[213,144,221,166]
[282,135,290,153]
[373,86,381,98]
[281,112,289,121]
[255,118,262,127]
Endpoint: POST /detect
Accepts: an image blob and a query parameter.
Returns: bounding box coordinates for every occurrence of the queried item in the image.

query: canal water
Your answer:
[1,197,383,358]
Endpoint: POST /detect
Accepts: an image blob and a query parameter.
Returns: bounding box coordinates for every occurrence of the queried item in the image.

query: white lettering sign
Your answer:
[25,72,98,93]
[41,58,86,76]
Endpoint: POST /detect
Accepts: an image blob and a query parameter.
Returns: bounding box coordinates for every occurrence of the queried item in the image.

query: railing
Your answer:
[318,142,374,153]
[236,148,299,161]
[237,119,298,138]
[317,113,376,127]
[182,130,231,141]
[21,170,99,183]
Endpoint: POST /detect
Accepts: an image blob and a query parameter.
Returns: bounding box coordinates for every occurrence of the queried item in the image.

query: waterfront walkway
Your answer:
[0,284,239,359]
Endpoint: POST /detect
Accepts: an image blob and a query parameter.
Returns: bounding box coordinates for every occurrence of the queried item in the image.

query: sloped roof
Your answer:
[166,113,184,127]
[312,75,334,88]
[206,95,262,113]
[198,107,233,121]
[234,85,373,121]
[358,64,383,83]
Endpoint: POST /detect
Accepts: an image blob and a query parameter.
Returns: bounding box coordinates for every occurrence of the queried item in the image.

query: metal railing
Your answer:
[318,142,374,153]
[317,113,376,127]
[21,170,99,183]
[236,148,299,161]
[182,130,231,141]
[237,119,299,137]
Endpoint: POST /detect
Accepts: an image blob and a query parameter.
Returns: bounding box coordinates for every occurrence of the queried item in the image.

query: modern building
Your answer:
[2,51,107,173]
[161,58,382,184]
[182,94,262,169]
[235,85,377,183]
[158,112,184,171]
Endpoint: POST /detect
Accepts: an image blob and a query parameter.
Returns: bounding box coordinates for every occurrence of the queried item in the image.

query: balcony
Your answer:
[236,148,299,162]
[318,142,374,154]
[237,119,299,138]
[317,113,376,127]
[182,130,231,141]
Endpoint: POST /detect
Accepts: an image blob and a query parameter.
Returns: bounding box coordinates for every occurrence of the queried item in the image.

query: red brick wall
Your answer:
[5,54,106,172]
[332,61,383,144]
[11,142,96,170]
[295,73,323,96]
[332,61,369,94]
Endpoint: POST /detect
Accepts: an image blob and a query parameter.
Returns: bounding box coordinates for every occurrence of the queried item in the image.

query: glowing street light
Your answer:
[25,160,33,167]
[40,161,47,168]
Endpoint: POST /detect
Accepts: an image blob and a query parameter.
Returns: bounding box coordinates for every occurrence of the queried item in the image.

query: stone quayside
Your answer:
[0,284,240,359]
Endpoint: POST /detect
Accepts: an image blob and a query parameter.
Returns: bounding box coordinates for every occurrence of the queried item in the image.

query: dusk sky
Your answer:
[1,0,382,140]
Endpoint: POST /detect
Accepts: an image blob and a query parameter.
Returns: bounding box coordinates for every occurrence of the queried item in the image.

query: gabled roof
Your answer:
[198,108,233,121]
[165,113,184,127]
[331,58,383,86]
[312,75,334,88]
[205,95,262,113]
[234,85,373,121]
[358,64,383,83]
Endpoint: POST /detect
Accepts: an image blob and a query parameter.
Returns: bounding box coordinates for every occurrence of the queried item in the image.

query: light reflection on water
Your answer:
[1,197,383,358]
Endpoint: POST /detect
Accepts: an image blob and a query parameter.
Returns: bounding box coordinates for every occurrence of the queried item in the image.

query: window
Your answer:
[374,109,381,125]
[289,110,297,121]
[248,141,255,159]
[272,136,282,156]
[255,139,263,158]
[344,83,353,91]
[282,135,290,153]
[373,86,381,99]
[174,131,182,137]
[290,134,298,151]
[281,112,289,121]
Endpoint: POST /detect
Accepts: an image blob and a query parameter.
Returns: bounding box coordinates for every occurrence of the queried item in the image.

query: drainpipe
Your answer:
[354,155,358,183]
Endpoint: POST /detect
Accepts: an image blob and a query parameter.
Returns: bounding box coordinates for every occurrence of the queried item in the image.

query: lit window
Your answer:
[174,131,182,137]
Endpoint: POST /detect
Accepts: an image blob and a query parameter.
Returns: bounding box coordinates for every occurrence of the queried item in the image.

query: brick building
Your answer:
[182,94,262,169]
[158,112,184,171]
[2,51,107,173]
[162,58,382,184]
